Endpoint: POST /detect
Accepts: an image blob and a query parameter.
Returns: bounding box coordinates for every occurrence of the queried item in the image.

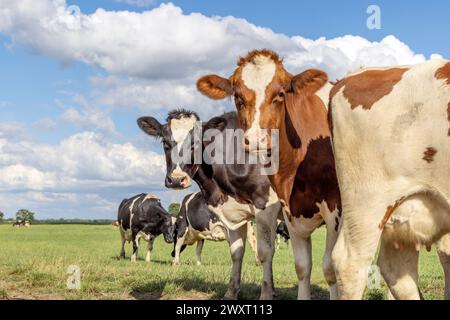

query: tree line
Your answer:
[0,202,181,225]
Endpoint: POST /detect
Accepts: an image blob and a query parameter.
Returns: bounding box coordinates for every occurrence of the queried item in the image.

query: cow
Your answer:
[327,59,450,299]
[112,220,120,228]
[171,192,260,266]
[13,220,30,228]
[138,110,282,300]
[118,193,174,263]
[196,49,341,299]
[276,220,290,249]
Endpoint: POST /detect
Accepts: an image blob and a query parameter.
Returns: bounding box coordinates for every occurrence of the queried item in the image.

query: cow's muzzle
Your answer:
[165,173,191,189]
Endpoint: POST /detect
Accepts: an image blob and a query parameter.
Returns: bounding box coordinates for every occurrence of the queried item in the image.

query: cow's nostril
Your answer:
[166,176,173,185]
[244,137,250,146]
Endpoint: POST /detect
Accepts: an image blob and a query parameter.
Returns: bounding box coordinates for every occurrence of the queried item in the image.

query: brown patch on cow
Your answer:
[422,147,437,163]
[379,197,406,230]
[435,62,450,85]
[330,68,408,110]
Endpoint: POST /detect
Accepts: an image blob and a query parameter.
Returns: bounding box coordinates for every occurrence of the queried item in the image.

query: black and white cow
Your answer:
[138,110,282,300]
[13,220,30,228]
[118,193,174,263]
[172,192,260,266]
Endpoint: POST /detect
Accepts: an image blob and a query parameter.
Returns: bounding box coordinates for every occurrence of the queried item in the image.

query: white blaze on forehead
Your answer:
[241,55,276,134]
[170,115,198,153]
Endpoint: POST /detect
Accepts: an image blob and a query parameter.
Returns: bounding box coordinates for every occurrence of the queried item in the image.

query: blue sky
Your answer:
[0,0,448,219]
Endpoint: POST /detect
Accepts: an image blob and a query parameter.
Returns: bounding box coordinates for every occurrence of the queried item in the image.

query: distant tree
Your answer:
[16,209,35,223]
[0,211,4,223]
[168,203,181,216]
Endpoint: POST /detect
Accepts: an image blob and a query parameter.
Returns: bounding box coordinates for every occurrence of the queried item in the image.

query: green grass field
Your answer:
[0,224,445,300]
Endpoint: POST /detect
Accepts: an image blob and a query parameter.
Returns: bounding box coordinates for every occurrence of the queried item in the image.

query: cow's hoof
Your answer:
[131,257,137,263]
[196,261,202,266]
[172,260,180,266]
[255,259,262,267]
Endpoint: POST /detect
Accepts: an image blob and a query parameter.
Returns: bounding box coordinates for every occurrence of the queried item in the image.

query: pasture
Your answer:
[0,224,445,300]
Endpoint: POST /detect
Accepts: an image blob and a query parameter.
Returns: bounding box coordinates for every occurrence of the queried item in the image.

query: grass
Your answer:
[0,224,445,300]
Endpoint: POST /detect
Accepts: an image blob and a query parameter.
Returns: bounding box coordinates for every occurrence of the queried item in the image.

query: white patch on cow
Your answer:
[129,194,142,228]
[330,59,450,299]
[142,193,158,202]
[316,82,333,110]
[170,115,197,153]
[241,55,276,135]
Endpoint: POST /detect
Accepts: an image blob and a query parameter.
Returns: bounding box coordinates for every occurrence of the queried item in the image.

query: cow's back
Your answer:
[330,59,450,204]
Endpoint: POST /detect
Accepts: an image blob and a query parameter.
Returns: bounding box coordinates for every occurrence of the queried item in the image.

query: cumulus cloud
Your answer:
[0,1,434,82]
[0,130,165,192]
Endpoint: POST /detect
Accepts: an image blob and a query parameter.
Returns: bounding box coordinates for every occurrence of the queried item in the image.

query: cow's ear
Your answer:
[291,69,328,95]
[137,117,163,137]
[203,116,228,132]
[197,75,233,100]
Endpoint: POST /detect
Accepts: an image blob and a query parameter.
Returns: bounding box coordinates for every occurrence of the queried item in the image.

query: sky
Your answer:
[0,0,448,219]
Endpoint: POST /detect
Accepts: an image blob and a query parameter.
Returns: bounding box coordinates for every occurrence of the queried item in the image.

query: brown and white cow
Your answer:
[328,59,450,299]
[197,50,341,299]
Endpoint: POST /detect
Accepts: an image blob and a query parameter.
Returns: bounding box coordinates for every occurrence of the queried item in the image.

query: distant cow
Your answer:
[118,193,174,263]
[172,192,260,266]
[276,221,290,249]
[112,221,120,228]
[13,220,30,228]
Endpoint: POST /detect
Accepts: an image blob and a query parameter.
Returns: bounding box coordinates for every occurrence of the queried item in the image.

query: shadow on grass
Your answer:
[130,277,329,300]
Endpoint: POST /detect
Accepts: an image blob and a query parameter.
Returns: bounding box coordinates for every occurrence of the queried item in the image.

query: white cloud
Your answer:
[0,1,434,82]
[0,130,166,192]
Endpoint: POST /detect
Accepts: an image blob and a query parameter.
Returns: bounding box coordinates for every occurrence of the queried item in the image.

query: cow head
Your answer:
[197,49,328,153]
[138,110,201,190]
[140,202,175,243]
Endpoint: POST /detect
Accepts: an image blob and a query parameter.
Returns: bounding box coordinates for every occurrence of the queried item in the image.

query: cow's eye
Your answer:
[234,95,245,110]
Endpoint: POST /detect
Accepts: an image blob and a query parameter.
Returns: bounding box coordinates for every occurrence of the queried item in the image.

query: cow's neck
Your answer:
[270,93,330,206]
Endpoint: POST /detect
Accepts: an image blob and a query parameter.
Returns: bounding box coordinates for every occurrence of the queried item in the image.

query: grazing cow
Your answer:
[112,221,120,228]
[13,220,30,228]
[118,193,174,263]
[138,110,282,300]
[197,49,341,299]
[171,192,260,266]
[276,220,290,249]
[328,59,450,299]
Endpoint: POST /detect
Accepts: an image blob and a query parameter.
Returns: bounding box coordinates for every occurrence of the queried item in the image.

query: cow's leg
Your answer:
[131,233,140,263]
[223,225,247,300]
[331,202,384,300]
[378,236,420,300]
[173,231,187,265]
[145,236,155,263]
[290,234,312,300]
[255,208,278,300]
[437,233,450,300]
[120,234,126,259]
[322,220,339,300]
[246,222,260,266]
[195,240,204,266]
